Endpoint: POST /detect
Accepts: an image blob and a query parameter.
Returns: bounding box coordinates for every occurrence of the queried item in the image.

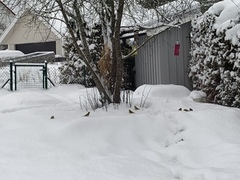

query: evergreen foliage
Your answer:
[189,10,240,108]
[136,0,174,9]
[59,23,103,87]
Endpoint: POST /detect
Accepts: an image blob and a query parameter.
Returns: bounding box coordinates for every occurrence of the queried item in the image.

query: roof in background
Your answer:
[0,10,62,44]
[121,2,200,39]
[0,1,15,16]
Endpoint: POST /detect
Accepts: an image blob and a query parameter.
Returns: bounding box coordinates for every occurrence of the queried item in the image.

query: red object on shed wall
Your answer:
[174,41,180,56]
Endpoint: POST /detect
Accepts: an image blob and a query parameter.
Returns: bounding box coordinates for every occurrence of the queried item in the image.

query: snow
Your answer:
[0,84,240,180]
[189,0,240,107]
[189,90,207,102]
[207,0,240,43]
[209,0,240,28]
[0,50,24,64]
[122,0,200,37]
[0,50,24,58]
[134,84,190,98]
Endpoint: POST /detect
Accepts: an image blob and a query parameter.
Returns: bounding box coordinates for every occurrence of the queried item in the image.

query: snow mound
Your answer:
[1,85,240,179]
[209,0,240,29]
[0,50,24,58]
[207,0,240,44]
[189,91,207,102]
[134,84,190,99]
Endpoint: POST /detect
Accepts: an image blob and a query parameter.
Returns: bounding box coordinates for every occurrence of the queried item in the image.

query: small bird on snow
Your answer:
[84,112,90,117]
[179,108,193,112]
[134,106,140,110]
[129,109,135,114]
[50,116,55,119]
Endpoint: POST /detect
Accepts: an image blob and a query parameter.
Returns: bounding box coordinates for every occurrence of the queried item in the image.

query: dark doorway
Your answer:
[16,41,56,54]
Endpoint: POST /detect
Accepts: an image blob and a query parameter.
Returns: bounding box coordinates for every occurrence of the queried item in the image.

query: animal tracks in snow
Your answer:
[169,125,185,136]
[164,112,187,180]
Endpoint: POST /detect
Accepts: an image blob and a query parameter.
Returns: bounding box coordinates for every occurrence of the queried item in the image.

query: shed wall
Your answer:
[135,22,192,90]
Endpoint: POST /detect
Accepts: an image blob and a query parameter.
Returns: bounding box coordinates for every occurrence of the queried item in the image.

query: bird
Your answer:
[84,112,90,117]
[50,116,55,119]
[129,109,134,114]
[134,106,140,110]
[179,108,193,112]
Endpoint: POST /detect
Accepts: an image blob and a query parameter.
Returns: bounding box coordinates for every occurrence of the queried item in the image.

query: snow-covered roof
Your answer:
[121,0,200,38]
[0,49,24,62]
[0,49,24,58]
[145,8,199,36]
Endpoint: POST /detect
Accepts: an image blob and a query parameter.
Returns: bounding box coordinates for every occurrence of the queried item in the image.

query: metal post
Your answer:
[14,65,17,91]
[44,61,48,89]
[9,61,13,91]
[42,65,45,89]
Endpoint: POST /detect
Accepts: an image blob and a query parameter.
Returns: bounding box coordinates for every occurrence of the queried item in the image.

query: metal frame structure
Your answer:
[2,61,55,91]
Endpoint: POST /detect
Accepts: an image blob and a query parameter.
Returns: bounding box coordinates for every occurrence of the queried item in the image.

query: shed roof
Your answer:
[121,6,200,39]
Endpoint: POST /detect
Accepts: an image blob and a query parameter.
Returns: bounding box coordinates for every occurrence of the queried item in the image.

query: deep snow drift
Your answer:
[0,84,240,180]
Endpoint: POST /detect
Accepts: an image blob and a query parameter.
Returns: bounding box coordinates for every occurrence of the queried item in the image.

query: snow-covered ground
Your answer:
[0,84,240,180]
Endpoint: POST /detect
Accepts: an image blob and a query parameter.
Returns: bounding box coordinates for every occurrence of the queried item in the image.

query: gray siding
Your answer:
[135,22,192,90]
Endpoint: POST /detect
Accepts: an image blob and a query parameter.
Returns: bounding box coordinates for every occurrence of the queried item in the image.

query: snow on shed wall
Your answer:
[135,22,192,90]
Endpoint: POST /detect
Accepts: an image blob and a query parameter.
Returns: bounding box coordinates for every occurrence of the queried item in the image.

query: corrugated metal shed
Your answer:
[135,22,192,90]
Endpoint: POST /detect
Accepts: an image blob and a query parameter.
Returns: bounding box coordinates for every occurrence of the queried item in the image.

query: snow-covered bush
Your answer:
[58,54,92,86]
[59,23,102,87]
[189,0,240,108]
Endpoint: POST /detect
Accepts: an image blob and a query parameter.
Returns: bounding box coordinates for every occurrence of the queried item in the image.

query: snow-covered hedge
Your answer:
[189,0,240,108]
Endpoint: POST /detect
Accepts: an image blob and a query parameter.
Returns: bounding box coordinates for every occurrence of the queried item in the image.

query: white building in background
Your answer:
[0,3,64,56]
[0,11,64,56]
[0,1,15,49]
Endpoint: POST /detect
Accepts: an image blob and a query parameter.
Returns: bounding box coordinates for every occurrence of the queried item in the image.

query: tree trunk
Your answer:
[112,0,124,103]
[56,0,112,104]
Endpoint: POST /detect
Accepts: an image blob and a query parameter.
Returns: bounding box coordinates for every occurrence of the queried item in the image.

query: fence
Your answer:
[0,51,62,90]
[0,51,94,90]
[0,51,55,66]
[0,64,10,89]
[1,62,60,90]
